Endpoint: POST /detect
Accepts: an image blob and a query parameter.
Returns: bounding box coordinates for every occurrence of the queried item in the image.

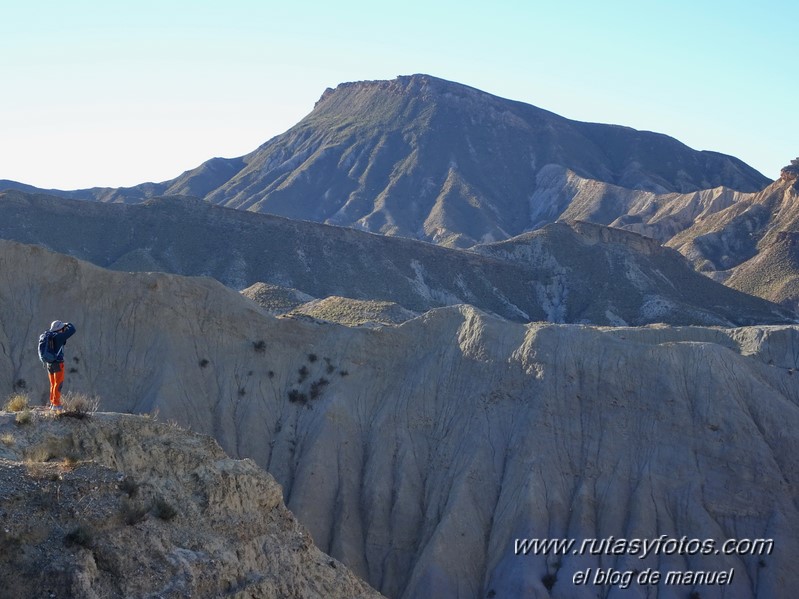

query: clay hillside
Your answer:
[1,241,798,598]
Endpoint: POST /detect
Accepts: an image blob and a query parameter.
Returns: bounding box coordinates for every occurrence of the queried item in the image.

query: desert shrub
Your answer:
[309,378,329,400]
[4,393,30,412]
[64,524,94,548]
[118,476,139,497]
[61,392,99,418]
[542,573,557,591]
[238,387,246,396]
[61,452,81,470]
[1,433,15,446]
[288,389,308,405]
[339,370,349,377]
[13,378,26,390]
[268,370,275,379]
[199,358,210,368]
[152,497,178,521]
[15,410,32,425]
[120,497,148,525]
[253,340,266,353]
[307,353,318,363]
[297,365,309,383]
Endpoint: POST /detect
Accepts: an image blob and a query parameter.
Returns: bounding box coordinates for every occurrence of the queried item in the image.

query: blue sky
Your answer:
[1,0,795,188]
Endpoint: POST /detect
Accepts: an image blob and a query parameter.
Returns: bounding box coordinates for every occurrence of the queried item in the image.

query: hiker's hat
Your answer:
[50,320,65,332]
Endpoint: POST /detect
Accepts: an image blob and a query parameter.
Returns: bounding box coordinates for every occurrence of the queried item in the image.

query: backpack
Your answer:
[38,332,59,363]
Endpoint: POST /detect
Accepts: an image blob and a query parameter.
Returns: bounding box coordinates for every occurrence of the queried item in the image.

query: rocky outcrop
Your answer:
[287,296,419,327]
[1,241,798,598]
[780,158,799,181]
[241,282,316,315]
[0,411,383,598]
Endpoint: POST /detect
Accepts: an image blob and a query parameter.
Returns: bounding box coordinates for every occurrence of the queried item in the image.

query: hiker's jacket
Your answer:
[49,323,76,363]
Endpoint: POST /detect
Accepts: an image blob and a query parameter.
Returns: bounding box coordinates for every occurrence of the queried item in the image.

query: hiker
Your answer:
[38,320,77,410]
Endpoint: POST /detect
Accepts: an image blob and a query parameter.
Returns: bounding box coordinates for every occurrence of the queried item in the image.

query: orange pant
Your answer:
[48,362,64,407]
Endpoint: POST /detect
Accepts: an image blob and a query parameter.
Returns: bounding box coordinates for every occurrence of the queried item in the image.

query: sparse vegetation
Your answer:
[15,410,32,425]
[13,378,26,390]
[288,389,308,405]
[268,370,275,379]
[152,496,178,521]
[339,370,349,377]
[120,497,148,525]
[542,572,557,591]
[1,433,15,446]
[238,387,247,397]
[199,358,210,368]
[118,476,139,497]
[307,353,318,363]
[4,393,30,412]
[64,524,94,548]
[309,378,329,400]
[60,392,99,419]
[297,365,309,383]
[69,367,78,374]
[253,340,266,353]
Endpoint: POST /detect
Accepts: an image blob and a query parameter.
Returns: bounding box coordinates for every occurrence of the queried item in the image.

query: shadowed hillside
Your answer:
[0,191,794,327]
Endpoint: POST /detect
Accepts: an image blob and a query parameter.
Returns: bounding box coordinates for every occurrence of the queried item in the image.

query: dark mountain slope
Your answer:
[179,75,769,247]
[1,75,768,248]
[0,189,793,326]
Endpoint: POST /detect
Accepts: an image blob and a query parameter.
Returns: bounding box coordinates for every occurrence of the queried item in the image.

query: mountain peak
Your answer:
[313,73,489,110]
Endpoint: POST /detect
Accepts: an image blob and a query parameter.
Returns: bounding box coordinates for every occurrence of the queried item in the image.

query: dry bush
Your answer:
[15,410,32,425]
[152,496,178,521]
[120,497,148,525]
[60,392,100,418]
[4,393,30,412]
[1,433,14,446]
[64,524,95,548]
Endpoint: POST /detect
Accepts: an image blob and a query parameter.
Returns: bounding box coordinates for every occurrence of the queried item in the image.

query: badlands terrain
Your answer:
[0,241,797,598]
[1,75,798,598]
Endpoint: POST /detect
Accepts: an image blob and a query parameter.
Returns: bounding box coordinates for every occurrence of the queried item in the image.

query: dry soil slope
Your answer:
[0,411,383,598]
[0,241,798,599]
[0,192,794,327]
